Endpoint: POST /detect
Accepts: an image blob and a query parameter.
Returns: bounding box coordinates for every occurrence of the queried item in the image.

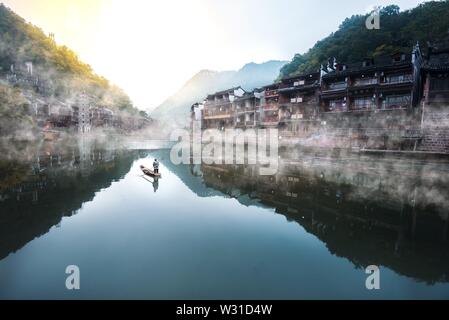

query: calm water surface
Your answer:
[0,145,448,299]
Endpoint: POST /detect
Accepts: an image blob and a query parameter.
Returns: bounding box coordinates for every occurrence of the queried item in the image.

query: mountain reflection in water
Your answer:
[0,142,141,261]
[155,150,449,285]
[0,144,448,298]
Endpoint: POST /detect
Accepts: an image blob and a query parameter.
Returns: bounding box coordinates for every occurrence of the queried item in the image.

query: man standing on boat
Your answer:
[153,159,160,174]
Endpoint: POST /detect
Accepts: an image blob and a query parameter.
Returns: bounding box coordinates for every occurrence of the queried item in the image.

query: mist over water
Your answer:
[0,140,448,299]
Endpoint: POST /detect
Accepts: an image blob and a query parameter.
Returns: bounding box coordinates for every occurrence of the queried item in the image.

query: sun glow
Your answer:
[89,0,224,109]
[2,0,425,110]
[2,0,231,109]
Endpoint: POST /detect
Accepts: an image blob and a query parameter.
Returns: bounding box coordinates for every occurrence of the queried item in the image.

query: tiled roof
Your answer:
[322,54,412,79]
[281,71,320,82]
[278,82,320,93]
[208,86,244,98]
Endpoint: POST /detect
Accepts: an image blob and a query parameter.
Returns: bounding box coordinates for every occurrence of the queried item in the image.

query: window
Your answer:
[384,74,412,84]
[328,100,347,112]
[290,97,303,103]
[328,81,347,90]
[353,77,378,86]
[353,97,374,110]
[382,95,411,109]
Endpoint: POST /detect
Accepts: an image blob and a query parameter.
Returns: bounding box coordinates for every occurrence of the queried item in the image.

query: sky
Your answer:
[2,0,425,110]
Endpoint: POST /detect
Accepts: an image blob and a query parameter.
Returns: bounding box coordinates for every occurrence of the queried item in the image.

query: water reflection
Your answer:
[140,175,160,193]
[0,145,448,295]
[0,142,141,261]
[152,177,160,193]
[154,150,449,285]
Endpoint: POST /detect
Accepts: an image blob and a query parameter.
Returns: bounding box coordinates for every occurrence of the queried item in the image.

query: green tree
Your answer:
[280,1,449,78]
[0,3,140,115]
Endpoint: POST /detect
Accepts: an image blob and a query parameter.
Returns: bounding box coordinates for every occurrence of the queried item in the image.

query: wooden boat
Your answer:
[140,165,161,177]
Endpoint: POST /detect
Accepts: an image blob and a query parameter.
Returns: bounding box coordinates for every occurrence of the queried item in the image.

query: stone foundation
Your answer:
[418,106,449,153]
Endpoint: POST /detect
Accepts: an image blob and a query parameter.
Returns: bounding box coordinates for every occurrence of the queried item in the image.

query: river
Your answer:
[0,141,448,299]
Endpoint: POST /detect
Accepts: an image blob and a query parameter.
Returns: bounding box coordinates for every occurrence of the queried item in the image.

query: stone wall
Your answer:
[419,129,449,153]
[418,105,449,153]
[280,109,422,151]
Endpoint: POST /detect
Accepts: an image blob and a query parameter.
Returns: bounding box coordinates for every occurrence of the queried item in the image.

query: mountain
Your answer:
[280,1,449,78]
[151,60,288,128]
[0,3,138,122]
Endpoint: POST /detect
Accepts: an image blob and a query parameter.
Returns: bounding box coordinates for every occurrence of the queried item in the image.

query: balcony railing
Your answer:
[280,113,307,121]
[204,100,232,107]
[353,78,378,86]
[281,98,317,105]
[265,90,279,97]
[278,97,305,104]
[262,104,279,111]
[350,103,377,111]
[203,110,234,118]
[325,82,347,90]
[381,74,413,85]
[235,108,255,113]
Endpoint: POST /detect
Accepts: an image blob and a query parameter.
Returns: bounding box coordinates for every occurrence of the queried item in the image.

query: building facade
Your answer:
[419,37,449,153]
[259,84,280,128]
[202,87,245,130]
[195,37,449,153]
[234,92,259,129]
[320,47,422,113]
[278,72,321,137]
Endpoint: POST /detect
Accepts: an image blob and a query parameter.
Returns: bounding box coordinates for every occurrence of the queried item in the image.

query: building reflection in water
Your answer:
[158,149,449,285]
[1,145,449,285]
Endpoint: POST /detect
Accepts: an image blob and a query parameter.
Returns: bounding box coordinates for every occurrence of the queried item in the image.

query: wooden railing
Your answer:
[353,78,378,86]
[324,82,347,91]
[265,90,279,97]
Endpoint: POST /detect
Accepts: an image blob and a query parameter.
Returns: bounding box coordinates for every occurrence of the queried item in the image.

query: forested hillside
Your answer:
[0,3,136,114]
[280,1,449,77]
